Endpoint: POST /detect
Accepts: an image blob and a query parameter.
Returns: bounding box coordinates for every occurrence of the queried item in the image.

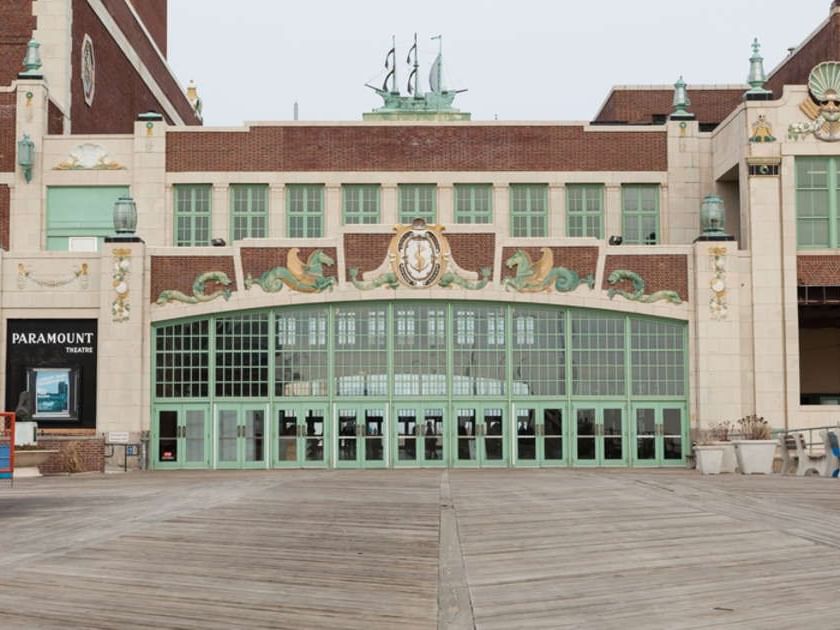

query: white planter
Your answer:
[714,442,738,473]
[694,445,724,475]
[732,440,777,474]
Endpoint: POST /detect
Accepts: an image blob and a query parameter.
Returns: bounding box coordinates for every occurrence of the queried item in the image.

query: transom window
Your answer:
[275,307,328,397]
[287,184,324,238]
[622,185,659,245]
[230,184,267,241]
[342,185,380,224]
[566,184,604,239]
[174,184,211,246]
[399,184,436,223]
[796,157,840,248]
[454,184,493,224]
[215,313,269,398]
[510,184,548,237]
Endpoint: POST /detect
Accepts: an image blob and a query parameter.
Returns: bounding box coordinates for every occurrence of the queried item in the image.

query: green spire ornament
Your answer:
[745,38,772,100]
[670,76,695,120]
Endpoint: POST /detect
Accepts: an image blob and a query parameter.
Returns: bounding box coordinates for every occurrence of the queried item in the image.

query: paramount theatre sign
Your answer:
[10,331,95,353]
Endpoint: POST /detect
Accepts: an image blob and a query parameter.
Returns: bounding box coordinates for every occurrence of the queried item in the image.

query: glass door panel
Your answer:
[575,408,597,462]
[153,406,209,469]
[635,408,657,464]
[217,408,240,467]
[602,408,625,464]
[275,407,327,467]
[482,408,505,463]
[422,409,445,465]
[396,409,418,464]
[454,405,507,467]
[157,410,179,466]
[662,408,684,462]
[277,409,299,464]
[243,408,266,467]
[455,408,477,465]
[337,409,358,465]
[574,405,627,466]
[516,408,537,465]
[303,409,326,465]
[184,409,207,466]
[363,408,386,466]
[542,408,564,463]
[630,404,687,466]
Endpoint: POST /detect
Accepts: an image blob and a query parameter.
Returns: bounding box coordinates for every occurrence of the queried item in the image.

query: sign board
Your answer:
[107,431,129,444]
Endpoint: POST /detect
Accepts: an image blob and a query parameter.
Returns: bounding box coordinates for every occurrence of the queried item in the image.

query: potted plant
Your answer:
[693,429,725,475]
[709,420,737,473]
[732,415,776,474]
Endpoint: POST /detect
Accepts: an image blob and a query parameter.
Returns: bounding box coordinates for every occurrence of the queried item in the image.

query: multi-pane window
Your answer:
[230,185,267,241]
[796,157,838,248]
[215,313,269,397]
[154,320,209,398]
[287,184,324,238]
[454,184,493,224]
[571,312,625,396]
[334,305,388,397]
[622,185,659,245]
[174,185,211,246]
[512,306,565,396]
[399,184,436,223]
[342,185,380,224]
[452,305,507,396]
[631,319,685,396]
[566,185,604,238]
[393,305,447,396]
[510,184,548,237]
[275,307,328,397]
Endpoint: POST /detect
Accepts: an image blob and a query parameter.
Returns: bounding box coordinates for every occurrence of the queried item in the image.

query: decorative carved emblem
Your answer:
[54,143,124,170]
[503,248,594,293]
[156,271,233,305]
[245,248,336,293]
[350,220,489,290]
[606,270,682,305]
[789,62,840,141]
[81,34,95,107]
[749,115,776,143]
[709,247,728,320]
[112,249,131,322]
[17,262,88,290]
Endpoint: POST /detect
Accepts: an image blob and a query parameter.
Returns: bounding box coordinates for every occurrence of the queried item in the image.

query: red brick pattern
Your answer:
[602,254,689,302]
[0,184,9,250]
[797,255,840,285]
[150,256,237,303]
[447,233,495,273]
[48,99,64,135]
[0,92,16,172]
[70,0,199,134]
[767,14,840,98]
[501,246,598,280]
[241,247,338,280]
[129,0,167,57]
[36,437,105,474]
[0,0,35,87]
[594,88,745,126]
[166,126,667,172]
[343,233,393,280]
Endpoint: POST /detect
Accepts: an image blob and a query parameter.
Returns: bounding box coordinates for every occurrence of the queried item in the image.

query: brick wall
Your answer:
[0,91,16,172]
[0,184,9,250]
[48,99,64,135]
[241,247,338,280]
[36,436,105,474]
[150,256,237,303]
[798,255,840,285]
[767,13,840,97]
[501,246,598,280]
[594,89,744,126]
[447,234,495,273]
[0,0,35,87]
[602,254,689,301]
[343,233,393,279]
[71,0,199,134]
[167,126,667,173]
[129,0,167,57]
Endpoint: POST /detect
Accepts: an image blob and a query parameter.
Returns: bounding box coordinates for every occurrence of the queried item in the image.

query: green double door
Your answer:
[216,405,267,469]
[336,406,388,468]
[631,404,687,466]
[573,405,628,466]
[513,405,566,466]
[153,405,210,469]
[394,406,447,467]
[452,404,508,467]
[275,406,329,467]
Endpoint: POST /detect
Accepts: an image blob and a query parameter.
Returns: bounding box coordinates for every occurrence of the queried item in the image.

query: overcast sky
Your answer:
[168,0,830,125]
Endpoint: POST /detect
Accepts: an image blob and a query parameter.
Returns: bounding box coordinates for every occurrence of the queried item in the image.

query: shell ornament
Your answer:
[790,62,840,141]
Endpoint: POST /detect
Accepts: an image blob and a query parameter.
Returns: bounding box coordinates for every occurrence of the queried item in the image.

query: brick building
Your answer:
[1,0,839,471]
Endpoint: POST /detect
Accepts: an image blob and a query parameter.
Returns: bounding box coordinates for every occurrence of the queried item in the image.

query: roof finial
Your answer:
[745,38,772,101]
[18,39,43,79]
[670,76,695,120]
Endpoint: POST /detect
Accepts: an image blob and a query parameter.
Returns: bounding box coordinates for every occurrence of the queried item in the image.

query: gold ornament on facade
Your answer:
[54,143,125,170]
[17,262,89,290]
[789,62,840,141]
[112,249,131,322]
[749,115,776,142]
[709,247,728,320]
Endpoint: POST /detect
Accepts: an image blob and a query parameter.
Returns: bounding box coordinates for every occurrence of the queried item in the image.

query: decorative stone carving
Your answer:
[112,248,131,322]
[749,115,776,142]
[245,248,335,293]
[789,62,840,141]
[350,220,489,290]
[156,271,233,305]
[709,247,728,320]
[606,270,682,305]
[17,263,88,290]
[81,34,95,107]
[503,248,594,293]
[54,143,124,170]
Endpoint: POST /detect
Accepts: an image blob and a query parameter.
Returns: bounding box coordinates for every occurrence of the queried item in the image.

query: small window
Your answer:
[454,184,492,224]
[175,184,212,246]
[398,184,436,223]
[510,184,548,237]
[622,185,659,245]
[230,185,267,241]
[287,184,324,238]
[342,185,380,224]
[796,157,832,248]
[566,184,603,239]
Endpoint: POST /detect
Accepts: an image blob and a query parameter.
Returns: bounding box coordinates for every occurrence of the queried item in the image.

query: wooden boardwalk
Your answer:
[2,469,840,628]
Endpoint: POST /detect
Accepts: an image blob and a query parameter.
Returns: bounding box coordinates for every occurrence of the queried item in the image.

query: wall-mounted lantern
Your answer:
[699,194,732,240]
[112,196,138,235]
[17,134,34,183]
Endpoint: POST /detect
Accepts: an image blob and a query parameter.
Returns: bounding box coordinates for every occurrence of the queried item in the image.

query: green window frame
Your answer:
[796,157,837,248]
[287,184,324,238]
[622,185,659,245]
[510,184,548,237]
[566,184,604,238]
[174,184,211,247]
[454,184,493,224]
[342,185,380,224]
[398,184,436,223]
[46,186,129,251]
[154,320,209,398]
[230,185,267,241]
[215,313,269,398]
